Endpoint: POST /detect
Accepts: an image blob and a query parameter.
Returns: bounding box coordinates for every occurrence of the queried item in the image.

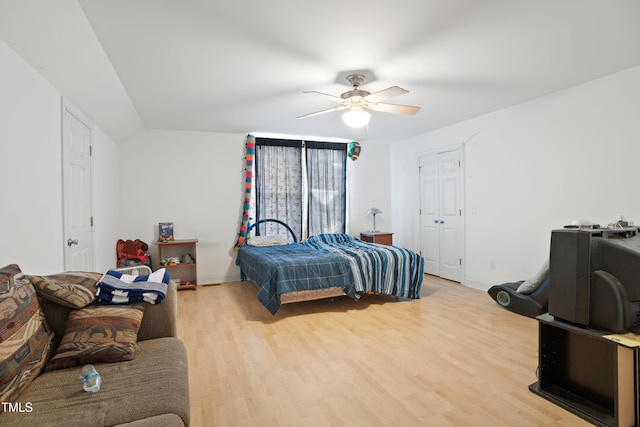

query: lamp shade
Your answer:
[366,207,382,215]
[342,108,371,128]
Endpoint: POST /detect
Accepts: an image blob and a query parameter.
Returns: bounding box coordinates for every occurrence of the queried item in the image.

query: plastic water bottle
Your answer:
[81,364,102,393]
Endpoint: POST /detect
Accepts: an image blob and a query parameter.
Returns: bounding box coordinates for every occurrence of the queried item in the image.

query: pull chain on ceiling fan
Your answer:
[297,74,421,128]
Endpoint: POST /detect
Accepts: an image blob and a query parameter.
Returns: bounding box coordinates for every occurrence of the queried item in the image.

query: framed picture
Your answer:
[159,222,174,242]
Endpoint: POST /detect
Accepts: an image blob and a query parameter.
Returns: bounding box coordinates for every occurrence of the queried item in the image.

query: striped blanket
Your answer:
[97,268,170,304]
[303,234,424,299]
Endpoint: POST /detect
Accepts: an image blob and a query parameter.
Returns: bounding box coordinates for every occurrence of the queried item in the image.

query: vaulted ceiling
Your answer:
[1,0,639,143]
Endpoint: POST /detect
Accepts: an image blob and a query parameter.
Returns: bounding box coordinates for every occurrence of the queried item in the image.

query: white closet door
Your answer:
[62,103,94,271]
[419,154,440,275]
[419,148,464,282]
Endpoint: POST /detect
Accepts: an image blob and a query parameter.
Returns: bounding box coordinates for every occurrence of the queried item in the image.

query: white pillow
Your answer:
[517,258,549,294]
[246,235,289,247]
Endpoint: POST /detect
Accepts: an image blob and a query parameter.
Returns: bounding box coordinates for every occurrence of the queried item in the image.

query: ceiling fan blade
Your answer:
[303,90,345,103]
[371,103,421,115]
[297,105,348,119]
[364,86,408,103]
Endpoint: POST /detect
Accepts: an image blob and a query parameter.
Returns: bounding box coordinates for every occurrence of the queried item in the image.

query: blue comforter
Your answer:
[236,233,424,314]
[236,242,355,314]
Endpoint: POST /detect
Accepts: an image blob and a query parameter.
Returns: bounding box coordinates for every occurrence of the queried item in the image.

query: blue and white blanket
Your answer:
[303,234,424,299]
[97,268,170,304]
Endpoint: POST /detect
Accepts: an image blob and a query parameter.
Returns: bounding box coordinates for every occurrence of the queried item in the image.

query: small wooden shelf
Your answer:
[156,239,198,291]
[360,232,393,246]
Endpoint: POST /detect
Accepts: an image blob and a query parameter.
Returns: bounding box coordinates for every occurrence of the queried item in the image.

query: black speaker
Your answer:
[548,230,592,325]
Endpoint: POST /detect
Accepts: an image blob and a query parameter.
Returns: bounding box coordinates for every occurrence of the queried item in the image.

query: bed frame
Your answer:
[246,218,298,242]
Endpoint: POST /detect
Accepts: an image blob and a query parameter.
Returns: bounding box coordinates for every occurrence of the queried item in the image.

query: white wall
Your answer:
[0,39,122,275]
[0,40,63,273]
[119,130,392,284]
[118,130,246,284]
[92,125,123,272]
[391,65,640,291]
[347,142,392,235]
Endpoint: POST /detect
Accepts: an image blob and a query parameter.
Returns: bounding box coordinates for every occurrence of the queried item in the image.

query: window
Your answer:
[253,138,347,241]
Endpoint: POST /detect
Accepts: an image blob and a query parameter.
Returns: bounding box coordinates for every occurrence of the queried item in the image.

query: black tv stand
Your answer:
[529,314,639,427]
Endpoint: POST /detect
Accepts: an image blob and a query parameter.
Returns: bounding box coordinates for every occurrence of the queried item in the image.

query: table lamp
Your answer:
[366,207,382,232]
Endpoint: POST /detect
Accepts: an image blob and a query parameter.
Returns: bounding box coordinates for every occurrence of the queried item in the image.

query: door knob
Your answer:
[67,238,79,247]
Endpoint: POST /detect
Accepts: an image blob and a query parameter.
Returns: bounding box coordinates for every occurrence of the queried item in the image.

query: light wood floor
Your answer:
[177,275,590,427]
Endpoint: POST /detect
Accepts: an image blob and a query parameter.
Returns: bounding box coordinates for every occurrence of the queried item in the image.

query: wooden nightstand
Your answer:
[360,232,393,246]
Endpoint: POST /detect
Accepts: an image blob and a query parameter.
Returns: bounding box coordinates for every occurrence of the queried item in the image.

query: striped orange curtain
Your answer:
[234,135,255,249]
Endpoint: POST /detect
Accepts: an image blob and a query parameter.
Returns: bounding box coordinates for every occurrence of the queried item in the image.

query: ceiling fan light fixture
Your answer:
[342,108,371,128]
[299,73,419,123]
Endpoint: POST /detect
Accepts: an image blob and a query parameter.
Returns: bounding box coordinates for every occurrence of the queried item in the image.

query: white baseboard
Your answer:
[461,278,490,292]
[196,273,241,286]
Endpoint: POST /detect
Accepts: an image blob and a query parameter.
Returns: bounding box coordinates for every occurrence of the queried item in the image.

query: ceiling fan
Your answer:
[297,73,421,128]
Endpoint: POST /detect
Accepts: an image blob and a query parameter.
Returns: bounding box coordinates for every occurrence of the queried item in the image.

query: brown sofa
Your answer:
[1,278,190,427]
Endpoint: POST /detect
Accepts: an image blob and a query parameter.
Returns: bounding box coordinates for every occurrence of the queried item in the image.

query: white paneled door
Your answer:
[62,103,94,271]
[419,148,464,282]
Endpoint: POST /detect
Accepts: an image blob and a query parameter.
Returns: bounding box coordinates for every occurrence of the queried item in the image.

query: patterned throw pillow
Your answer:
[46,304,145,371]
[0,264,55,402]
[28,272,102,308]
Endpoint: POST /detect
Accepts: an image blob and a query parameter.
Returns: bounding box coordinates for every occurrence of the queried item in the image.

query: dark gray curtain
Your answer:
[255,142,303,241]
[255,138,346,241]
[306,143,346,236]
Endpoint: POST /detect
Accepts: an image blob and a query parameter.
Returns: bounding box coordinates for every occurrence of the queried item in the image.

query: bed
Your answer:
[235,220,425,314]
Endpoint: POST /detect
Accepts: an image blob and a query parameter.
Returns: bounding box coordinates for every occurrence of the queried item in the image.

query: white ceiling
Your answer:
[1,0,639,143]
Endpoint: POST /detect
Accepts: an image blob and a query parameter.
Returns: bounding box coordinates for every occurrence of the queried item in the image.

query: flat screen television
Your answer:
[548,229,640,333]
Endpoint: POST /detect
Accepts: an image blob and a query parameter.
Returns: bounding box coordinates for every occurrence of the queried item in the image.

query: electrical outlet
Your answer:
[489,260,496,269]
